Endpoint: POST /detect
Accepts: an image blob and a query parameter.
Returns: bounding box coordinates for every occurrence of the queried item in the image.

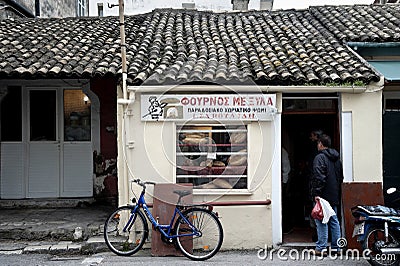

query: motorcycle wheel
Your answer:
[363,226,400,266]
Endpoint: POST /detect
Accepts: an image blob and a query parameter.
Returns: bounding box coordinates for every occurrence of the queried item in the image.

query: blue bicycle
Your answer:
[104,179,224,261]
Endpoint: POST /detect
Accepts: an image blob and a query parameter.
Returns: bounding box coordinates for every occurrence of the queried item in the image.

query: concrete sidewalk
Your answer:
[0,200,115,255]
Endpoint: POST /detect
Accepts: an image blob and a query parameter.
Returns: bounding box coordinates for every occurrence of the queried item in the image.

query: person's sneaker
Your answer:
[313,249,327,257]
[329,249,342,256]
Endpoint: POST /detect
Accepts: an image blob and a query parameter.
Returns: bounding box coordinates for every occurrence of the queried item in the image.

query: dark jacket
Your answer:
[310,148,344,206]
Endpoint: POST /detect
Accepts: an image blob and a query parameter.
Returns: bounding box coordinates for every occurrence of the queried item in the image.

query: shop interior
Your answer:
[281,96,339,243]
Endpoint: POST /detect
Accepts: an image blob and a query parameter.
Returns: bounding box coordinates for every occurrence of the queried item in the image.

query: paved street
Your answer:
[0,250,370,266]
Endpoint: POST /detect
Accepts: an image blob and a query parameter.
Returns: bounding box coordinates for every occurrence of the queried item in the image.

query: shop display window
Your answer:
[176,125,247,189]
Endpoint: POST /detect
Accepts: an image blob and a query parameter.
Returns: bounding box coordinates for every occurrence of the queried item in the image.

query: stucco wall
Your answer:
[341,88,383,182]
[117,91,275,249]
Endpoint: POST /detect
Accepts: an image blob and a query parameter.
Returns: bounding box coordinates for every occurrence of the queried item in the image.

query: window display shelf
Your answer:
[179,129,247,133]
[177,151,247,156]
[177,166,247,171]
[177,165,247,176]
[177,143,246,147]
[178,175,247,179]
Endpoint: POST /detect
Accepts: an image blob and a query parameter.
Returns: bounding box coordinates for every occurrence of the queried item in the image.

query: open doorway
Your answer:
[281,95,339,243]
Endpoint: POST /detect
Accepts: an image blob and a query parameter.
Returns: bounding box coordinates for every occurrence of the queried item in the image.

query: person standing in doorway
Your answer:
[281,147,292,233]
[282,147,291,186]
[309,129,324,164]
[310,134,344,255]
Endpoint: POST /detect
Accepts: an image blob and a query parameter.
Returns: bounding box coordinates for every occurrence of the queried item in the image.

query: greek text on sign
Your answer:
[141,94,277,121]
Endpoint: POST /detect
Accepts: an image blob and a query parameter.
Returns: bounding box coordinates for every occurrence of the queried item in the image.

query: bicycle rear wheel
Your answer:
[104,206,148,256]
[174,207,223,261]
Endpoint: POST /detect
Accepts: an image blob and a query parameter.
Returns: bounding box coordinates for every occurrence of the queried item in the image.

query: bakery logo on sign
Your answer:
[142,96,168,120]
[141,94,276,121]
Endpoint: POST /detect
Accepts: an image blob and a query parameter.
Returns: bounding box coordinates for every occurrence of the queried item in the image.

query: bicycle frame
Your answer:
[104,179,223,261]
[126,187,199,240]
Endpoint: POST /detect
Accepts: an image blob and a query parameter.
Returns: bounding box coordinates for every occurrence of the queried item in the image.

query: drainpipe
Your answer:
[116,0,133,105]
[111,0,134,207]
[108,1,132,104]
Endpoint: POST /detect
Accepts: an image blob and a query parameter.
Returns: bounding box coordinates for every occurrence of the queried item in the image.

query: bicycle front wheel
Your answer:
[174,207,223,261]
[104,206,148,256]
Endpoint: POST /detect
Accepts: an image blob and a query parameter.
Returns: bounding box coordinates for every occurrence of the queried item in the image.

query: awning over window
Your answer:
[368,61,400,81]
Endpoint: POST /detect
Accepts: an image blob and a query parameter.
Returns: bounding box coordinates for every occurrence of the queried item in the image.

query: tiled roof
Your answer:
[1,4,399,85]
[374,0,400,3]
[311,5,400,42]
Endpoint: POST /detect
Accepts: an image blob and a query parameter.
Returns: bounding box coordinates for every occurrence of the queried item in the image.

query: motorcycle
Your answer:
[351,188,400,266]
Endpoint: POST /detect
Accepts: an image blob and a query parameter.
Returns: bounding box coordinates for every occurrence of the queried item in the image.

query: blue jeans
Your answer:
[314,205,341,251]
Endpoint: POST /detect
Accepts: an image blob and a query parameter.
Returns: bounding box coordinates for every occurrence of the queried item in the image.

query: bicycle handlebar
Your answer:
[130,179,156,188]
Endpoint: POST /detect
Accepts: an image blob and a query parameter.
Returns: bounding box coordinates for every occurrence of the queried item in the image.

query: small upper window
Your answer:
[283,99,335,112]
[97,3,104,17]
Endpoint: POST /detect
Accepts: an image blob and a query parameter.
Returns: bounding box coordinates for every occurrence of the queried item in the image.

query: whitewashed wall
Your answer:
[341,88,383,182]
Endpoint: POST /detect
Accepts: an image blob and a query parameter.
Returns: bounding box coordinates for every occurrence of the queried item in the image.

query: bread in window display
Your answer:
[182,133,208,145]
[198,160,226,168]
[182,137,202,145]
[227,149,247,166]
[212,161,225,167]
[199,159,213,168]
[182,158,195,166]
[229,132,246,144]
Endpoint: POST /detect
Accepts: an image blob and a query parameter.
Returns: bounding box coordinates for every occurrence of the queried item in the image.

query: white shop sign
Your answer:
[141,94,276,121]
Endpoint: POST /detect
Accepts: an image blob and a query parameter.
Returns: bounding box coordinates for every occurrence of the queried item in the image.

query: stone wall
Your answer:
[0,0,86,18]
[40,0,76,18]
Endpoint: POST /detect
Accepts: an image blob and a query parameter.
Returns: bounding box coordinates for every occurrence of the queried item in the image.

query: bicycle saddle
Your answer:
[173,190,191,197]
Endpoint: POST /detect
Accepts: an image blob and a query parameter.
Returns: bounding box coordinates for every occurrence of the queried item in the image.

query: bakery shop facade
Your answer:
[117,80,384,249]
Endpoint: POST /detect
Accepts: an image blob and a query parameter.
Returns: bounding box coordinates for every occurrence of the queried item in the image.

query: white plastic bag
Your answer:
[319,197,336,224]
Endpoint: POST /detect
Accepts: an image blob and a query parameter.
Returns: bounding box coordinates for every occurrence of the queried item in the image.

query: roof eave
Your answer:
[127,85,369,94]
